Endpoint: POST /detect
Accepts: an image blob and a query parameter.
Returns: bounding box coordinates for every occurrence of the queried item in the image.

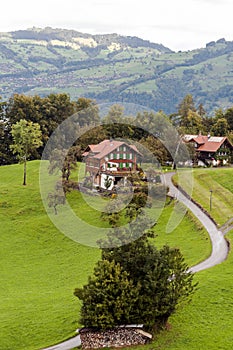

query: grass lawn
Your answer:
[0,161,212,349]
[0,161,100,350]
[173,167,233,226]
[131,230,233,350]
[154,202,210,267]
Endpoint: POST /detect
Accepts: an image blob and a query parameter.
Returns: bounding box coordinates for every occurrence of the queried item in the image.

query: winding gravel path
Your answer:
[41,172,229,350]
[163,172,229,273]
[41,335,81,350]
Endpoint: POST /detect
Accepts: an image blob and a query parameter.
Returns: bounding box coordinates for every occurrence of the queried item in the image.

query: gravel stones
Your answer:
[79,327,152,349]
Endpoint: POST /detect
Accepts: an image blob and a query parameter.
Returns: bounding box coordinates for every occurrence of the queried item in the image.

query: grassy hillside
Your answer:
[0,160,210,350]
[173,167,233,226]
[126,168,233,350]
[0,28,233,113]
[0,161,100,350]
[131,229,233,350]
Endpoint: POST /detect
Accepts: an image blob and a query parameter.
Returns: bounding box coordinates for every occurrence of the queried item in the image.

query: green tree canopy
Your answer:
[224,107,233,131]
[211,117,229,136]
[74,260,139,329]
[101,222,195,329]
[178,94,196,118]
[102,104,135,139]
[179,109,203,134]
[75,210,196,331]
[75,97,100,127]
[10,119,42,185]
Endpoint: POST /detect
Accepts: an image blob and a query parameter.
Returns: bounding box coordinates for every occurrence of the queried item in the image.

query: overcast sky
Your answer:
[0,0,232,51]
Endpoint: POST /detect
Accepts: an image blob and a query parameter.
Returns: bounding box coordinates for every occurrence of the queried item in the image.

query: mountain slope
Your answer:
[0,27,232,114]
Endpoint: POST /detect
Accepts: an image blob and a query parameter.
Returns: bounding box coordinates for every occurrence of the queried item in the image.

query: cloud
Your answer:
[192,0,231,4]
[0,0,232,51]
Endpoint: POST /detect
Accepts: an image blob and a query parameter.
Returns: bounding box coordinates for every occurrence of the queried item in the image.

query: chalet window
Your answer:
[129,153,133,159]
[110,153,113,159]
[117,154,120,159]
[123,146,126,151]
[123,153,126,159]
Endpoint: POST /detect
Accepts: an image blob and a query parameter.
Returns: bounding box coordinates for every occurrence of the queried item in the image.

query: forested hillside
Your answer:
[0,27,232,114]
[1,92,233,166]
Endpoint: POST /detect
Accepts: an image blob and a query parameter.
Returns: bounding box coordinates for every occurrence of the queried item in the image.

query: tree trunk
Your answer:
[23,159,27,186]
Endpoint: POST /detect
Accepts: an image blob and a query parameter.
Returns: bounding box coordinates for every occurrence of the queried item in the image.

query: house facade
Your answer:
[184,134,233,166]
[82,139,142,190]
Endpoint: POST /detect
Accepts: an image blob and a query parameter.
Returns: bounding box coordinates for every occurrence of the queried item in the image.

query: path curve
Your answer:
[41,172,229,349]
[163,172,229,273]
[41,334,81,350]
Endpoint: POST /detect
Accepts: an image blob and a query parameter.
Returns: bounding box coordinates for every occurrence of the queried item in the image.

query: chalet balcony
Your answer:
[101,167,137,177]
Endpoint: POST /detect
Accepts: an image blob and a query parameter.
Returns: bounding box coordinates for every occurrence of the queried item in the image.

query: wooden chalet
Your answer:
[184,134,233,166]
[82,139,142,189]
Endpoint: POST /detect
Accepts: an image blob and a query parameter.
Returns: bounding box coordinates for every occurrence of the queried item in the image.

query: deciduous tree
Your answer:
[10,119,42,185]
[224,107,233,131]
[178,94,196,118]
[211,117,229,136]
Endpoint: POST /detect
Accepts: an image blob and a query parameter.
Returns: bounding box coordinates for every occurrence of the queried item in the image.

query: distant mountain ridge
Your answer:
[0,27,232,114]
[1,27,172,53]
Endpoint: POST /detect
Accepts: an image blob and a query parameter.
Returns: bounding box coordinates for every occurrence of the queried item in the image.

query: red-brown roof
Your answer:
[82,151,89,157]
[184,134,233,153]
[197,137,227,152]
[192,135,209,145]
[83,139,142,159]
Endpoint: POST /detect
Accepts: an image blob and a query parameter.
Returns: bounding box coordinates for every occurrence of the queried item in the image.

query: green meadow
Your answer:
[0,161,229,350]
[173,167,233,226]
[128,230,233,350]
[140,166,233,350]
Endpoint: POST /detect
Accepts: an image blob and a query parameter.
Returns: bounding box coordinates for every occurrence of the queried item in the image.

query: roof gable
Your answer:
[184,134,233,153]
[192,135,209,145]
[83,139,142,159]
[197,137,227,152]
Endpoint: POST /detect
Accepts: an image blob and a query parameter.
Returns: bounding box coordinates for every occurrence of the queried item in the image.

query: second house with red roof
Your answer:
[184,134,233,166]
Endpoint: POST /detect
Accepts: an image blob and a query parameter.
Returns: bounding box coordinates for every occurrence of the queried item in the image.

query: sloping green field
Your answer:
[0,161,100,350]
[0,161,215,350]
[130,228,233,350]
[174,167,233,226]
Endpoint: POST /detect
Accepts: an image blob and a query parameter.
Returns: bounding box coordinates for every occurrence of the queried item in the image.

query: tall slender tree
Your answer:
[178,94,196,119]
[10,119,42,185]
